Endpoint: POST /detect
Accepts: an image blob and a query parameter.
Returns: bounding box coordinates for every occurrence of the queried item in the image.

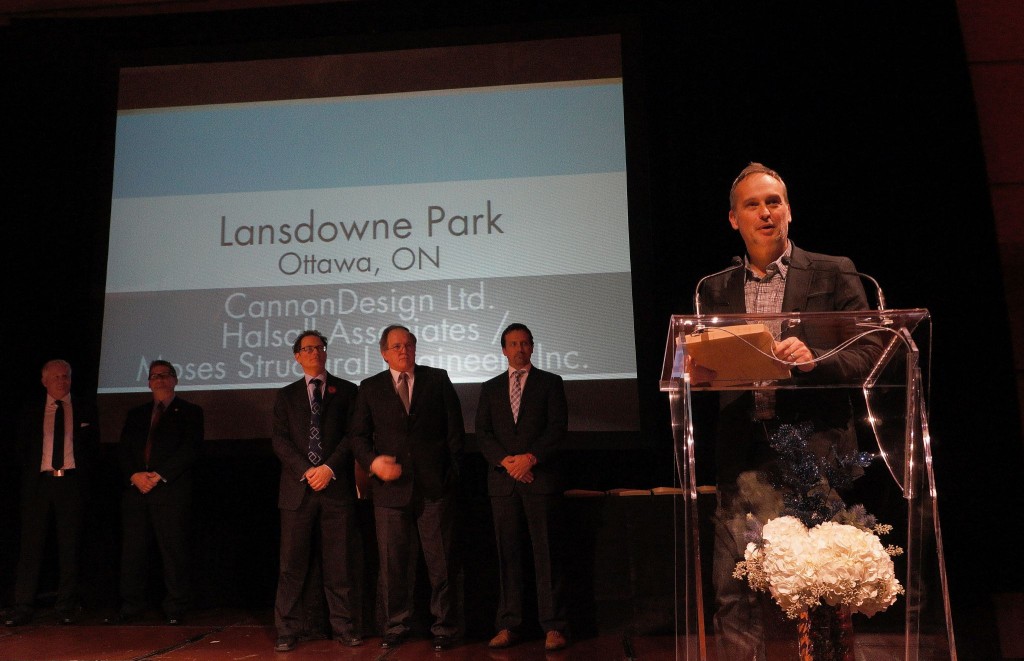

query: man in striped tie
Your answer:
[475,323,570,651]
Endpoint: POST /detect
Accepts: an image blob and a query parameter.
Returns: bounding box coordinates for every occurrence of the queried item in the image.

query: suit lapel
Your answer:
[320,375,334,409]
[499,371,515,424]
[518,369,535,414]
[295,379,310,410]
[781,247,811,312]
[379,369,407,416]
[316,377,335,452]
[725,268,746,312]
[406,367,423,414]
[31,399,47,463]
[69,396,81,462]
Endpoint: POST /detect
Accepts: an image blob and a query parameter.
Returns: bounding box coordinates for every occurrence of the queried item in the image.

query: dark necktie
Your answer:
[52,400,65,471]
[397,372,411,413]
[145,401,164,466]
[308,378,323,465]
[511,370,525,423]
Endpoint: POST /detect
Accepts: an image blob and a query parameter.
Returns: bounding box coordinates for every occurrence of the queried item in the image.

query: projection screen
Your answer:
[98,34,640,441]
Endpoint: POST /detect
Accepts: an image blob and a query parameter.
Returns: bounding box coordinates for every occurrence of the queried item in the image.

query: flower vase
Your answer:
[797,604,854,661]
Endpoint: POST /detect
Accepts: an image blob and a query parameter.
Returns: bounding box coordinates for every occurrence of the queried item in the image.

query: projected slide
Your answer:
[97,36,638,438]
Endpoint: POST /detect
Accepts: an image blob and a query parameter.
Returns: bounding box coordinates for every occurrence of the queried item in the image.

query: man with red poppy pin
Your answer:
[271,330,361,652]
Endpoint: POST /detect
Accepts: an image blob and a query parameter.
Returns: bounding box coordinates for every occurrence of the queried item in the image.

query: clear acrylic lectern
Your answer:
[659,309,955,660]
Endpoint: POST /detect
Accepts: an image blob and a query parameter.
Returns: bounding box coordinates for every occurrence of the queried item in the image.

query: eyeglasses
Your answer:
[148,372,175,380]
[386,343,415,352]
[298,345,327,354]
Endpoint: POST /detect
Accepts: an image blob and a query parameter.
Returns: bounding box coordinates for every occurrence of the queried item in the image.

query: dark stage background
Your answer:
[2,2,1022,659]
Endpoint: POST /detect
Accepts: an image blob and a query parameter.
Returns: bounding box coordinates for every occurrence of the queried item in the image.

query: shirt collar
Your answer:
[745,242,793,280]
[305,372,327,386]
[389,367,413,382]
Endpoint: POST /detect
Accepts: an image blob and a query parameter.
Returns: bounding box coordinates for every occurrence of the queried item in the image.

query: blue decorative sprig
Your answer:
[767,422,874,528]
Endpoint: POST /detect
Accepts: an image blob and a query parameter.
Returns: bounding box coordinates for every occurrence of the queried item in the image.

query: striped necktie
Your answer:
[511,370,525,422]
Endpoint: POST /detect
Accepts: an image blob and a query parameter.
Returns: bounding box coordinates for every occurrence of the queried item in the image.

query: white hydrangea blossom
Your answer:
[736,516,904,619]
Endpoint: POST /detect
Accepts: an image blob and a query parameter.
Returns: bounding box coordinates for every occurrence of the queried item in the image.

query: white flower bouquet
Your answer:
[734,515,904,619]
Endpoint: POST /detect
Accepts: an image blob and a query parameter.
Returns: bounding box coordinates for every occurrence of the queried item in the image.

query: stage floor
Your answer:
[0,606,936,660]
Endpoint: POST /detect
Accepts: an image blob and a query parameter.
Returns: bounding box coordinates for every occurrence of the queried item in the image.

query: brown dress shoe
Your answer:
[488,629,520,648]
[337,631,363,647]
[544,630,569,651]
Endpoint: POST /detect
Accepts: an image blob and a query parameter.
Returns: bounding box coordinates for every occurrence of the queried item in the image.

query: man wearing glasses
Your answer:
[348,324,465,651]
[109,360,204,625]
[271,330,360,653]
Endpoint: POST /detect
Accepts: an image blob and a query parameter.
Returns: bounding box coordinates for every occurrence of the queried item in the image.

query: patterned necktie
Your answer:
[145,401,164,466]
[397,372,411,414]
[52,400,65,471]
[308,378,323,465]
[511,370,525,423]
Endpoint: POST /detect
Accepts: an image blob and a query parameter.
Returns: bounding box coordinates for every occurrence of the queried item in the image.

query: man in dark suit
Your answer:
[110,360,203,625]
[476,323,570,652]
[348,324,465,651]
[693,163,878,660]
[6,359,99,627]
[271,329,361,653]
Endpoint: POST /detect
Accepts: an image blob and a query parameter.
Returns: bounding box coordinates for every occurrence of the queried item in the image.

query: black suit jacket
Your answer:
[17,394,100,494]
[698,245,878,390]
[271,373,359,510]
[476,366,567,496]
[118,396,204,505]
[349,365,465,506]
[698,245,880,476]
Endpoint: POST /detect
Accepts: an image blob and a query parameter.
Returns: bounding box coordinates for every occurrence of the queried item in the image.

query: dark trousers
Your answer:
[14,473,83,613]
[275,493,358,637]
[119,491,191,617]
[374,495,458,637]
[491,492,567,633]
[712,416,854,661]
[712,417,775,661]
[713,496,769,661]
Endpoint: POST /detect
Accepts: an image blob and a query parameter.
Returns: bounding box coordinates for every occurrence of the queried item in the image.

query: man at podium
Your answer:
[693,162,877,660]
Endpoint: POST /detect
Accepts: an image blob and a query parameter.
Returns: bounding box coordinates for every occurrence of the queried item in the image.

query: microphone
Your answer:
[781,256,887,311]
[693,256,744,330]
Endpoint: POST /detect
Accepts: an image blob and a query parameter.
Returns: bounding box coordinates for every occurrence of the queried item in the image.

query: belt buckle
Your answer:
[52,469,65,477]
